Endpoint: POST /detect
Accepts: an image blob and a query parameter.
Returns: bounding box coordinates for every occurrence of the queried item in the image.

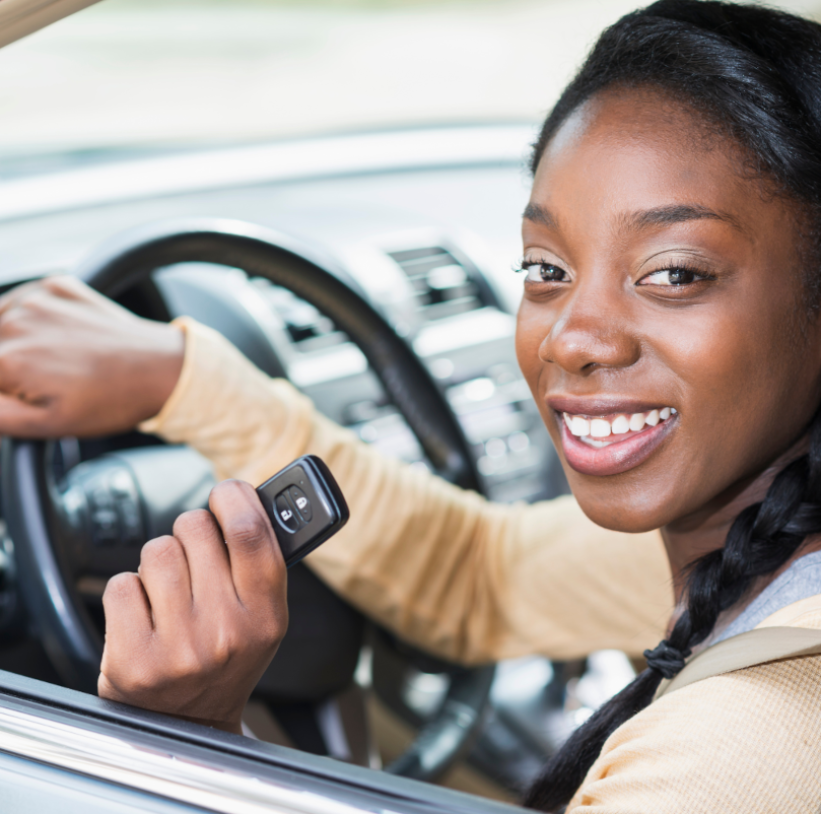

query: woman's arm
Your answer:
[0,278,672,663]
[145,318,674,664]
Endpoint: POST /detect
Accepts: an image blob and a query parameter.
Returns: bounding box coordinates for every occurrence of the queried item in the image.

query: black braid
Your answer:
[526,413,821,812]
[522,3,821,810]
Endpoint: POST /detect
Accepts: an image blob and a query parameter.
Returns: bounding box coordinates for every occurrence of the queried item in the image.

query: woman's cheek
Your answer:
[515,299,553,391]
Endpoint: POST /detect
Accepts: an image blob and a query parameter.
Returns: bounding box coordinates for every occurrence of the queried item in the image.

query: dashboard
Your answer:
[0,124,568,506]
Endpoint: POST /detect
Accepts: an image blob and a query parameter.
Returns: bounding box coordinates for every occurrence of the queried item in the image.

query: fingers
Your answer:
[0,278,68,323]
[0,283,76,400]
[0,337,46,414]
[0,275,181,439]
[0,393,51,438]
[40,275,97,300]
[98,486,288,733]
[36,275,129,316]
[0,277,102,334]
[208,479,284,605]
[171,509,232,602]
[0,276,95,318]
[0,280,45,318]
[99,573,151,702]
[102,572,152,641]
[100,572,153,690]
[137,535,193,631]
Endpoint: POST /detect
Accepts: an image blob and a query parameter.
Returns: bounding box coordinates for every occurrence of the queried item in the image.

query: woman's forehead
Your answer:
[528,88,765,239]
[541,85,731,162]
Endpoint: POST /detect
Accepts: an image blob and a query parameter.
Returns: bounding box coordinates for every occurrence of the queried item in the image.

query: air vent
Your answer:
[388,246,493,321]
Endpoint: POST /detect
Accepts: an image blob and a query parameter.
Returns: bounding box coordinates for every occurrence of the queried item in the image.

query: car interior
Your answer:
[0,1,642,811]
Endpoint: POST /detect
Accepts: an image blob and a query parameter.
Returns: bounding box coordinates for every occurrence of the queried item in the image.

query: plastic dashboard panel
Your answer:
[0,669,522,814]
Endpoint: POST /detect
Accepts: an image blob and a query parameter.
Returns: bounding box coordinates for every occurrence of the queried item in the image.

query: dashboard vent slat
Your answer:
[388,246,491,322]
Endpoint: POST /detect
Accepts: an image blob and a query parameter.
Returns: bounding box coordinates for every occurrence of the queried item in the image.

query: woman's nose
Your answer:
[539,293,641,375]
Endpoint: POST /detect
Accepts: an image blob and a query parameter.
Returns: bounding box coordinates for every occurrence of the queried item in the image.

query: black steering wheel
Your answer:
[1,219,494,781]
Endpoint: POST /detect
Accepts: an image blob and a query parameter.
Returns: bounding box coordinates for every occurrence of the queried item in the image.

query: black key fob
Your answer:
[256,455,349,568]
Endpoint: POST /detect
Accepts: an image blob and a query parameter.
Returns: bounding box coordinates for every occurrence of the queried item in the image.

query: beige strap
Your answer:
[654,626,821,700]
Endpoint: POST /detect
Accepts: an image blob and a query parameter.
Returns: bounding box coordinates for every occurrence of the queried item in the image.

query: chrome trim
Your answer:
[0,705,372,814]
[0,125,535,223]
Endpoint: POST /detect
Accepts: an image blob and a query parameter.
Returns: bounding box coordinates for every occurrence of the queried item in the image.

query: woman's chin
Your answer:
[574,499,667,533]
[563,471,678,533]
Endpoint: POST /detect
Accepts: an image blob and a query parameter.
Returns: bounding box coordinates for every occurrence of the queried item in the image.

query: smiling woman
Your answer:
[4,0,821,812]
[519,87,816,513]
[518,1,821,809]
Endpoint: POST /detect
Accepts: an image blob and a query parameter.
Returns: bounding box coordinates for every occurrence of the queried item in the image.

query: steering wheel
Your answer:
[1,219,494,781]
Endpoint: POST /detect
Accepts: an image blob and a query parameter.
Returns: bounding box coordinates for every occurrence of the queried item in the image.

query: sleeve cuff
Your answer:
[138,316,195,435]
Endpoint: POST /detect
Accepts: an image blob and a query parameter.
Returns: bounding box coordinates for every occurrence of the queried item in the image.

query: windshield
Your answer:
[0,0,630,174]
[0,0,815,176]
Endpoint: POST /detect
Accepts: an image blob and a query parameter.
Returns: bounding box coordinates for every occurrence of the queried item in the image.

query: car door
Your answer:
[0,667,524,814]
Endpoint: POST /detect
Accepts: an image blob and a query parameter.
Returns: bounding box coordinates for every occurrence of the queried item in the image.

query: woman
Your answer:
[2,0,821,809]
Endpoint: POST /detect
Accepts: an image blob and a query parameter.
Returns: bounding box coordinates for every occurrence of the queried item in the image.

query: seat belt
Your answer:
[654,626,821,701]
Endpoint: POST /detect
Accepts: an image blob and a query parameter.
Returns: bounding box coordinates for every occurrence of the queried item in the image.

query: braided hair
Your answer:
[523,2,821,810]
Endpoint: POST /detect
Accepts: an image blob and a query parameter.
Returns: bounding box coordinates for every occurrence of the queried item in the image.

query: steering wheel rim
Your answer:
[2,218,493,781]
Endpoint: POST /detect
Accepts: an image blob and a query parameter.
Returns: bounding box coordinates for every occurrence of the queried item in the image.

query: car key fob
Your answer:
[256,454,349,568]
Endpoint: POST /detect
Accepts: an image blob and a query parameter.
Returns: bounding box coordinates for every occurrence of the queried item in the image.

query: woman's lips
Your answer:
[556,407,679,477]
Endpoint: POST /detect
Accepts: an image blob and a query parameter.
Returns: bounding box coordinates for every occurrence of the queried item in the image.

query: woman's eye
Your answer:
[640,267,704,286]
[522,262,569,283]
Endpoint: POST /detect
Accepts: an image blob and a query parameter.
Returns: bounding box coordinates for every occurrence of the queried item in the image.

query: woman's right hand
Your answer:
[99,479,289,734]
[0,275,184,438]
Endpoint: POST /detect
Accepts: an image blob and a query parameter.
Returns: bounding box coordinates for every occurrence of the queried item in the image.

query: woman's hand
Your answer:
[0,275,184,438]
[98,480,288,735]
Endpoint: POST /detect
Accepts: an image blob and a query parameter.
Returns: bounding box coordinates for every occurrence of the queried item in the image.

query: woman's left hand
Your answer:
[98,479,288,735]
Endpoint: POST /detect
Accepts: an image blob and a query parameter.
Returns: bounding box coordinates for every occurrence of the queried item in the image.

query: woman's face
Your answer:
[517,87,821,534]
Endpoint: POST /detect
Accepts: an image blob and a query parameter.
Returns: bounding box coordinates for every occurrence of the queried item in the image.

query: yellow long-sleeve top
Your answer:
[141,319,821,812]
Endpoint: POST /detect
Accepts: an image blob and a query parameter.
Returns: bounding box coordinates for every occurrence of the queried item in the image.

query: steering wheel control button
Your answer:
[61,462,147,551]
[108,469,135,498]
[91,507,119,546]
[289,486,312,522]
[274,493,300,533]
[88,482,113,510]
[119,502,143,546]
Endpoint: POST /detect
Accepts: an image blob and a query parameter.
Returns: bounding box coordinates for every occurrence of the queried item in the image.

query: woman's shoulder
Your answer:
[568,650,821,813]
[757,592,821,631]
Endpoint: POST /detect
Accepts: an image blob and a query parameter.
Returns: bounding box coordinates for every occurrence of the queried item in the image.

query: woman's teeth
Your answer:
[563,407,675,442]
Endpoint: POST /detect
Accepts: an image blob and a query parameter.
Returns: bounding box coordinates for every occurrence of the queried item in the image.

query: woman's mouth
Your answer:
[557,406,678,476]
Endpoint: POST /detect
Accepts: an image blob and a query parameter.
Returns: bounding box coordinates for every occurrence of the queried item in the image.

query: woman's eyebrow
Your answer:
[626,203,745,232]
[522,202,744,233]
[522,202,558,228]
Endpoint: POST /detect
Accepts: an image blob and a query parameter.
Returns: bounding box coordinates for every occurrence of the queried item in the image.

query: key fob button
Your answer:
[274,494,299,533]
[289,486,312,522]
[255,455,349,568]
